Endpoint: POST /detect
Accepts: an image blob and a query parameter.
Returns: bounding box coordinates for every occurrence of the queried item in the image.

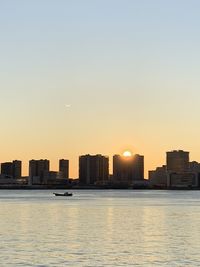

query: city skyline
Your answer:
[1,1,200,178]
[2,146,200,178]
[1,148,200,179]
[1,149,200,189]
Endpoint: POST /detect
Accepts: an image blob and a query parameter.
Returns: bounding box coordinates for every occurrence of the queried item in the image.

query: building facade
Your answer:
[79,154,109,185]
[29,159,50,185]
[166,150,198,188]
[149,165,167,188]
[168,172,198,188]
[113,154,144,184]
[1,160,22,179]
[59,159,69,179]
[166,150,189,172]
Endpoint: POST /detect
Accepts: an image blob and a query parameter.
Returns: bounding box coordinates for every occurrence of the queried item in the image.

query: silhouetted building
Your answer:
[189,161,200,172]
[168,172,198,188]
[13,160,22,179]
[79,154,109,185]
[59,159,69,179]
[165,150,198,188]
[43,171,58,185]
[149,165,167,188]
[113,154,144,184]
[167,150,189,172]
[1,160,22,179]
[29,159,50,185]
[1,162,12,177]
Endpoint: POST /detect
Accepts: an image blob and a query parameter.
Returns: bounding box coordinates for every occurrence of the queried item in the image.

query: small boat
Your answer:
[53,192,73,197]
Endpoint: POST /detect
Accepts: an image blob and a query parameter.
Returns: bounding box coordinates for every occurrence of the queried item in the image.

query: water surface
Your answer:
[0,190,200,266]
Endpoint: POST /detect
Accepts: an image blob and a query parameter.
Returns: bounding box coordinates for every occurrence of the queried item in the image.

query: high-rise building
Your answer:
[166,150,189,172]
[29,159,50,184]
[113,154,144,183]
[13,160,22,179]
[1,162,13,177]
[166,150,199,188]
[1,160,22,179]
[59,159,69,179]
[79,154,109,185]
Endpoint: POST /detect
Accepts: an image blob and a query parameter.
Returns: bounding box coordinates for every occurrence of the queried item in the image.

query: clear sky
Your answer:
[1,0,200,178]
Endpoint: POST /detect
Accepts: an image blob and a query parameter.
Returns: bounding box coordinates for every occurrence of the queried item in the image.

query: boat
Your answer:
[53,192,73,197]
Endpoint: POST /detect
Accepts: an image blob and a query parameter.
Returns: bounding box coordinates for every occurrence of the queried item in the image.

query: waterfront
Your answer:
[1,190,200,266]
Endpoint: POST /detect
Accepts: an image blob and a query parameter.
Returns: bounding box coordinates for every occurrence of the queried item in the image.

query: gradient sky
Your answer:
[1,0,200,178]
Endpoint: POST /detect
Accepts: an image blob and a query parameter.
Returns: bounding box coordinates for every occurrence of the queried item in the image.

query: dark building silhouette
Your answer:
[59,159,69,179]
[166,150,199,188]
[29,159,50,184]
[1,160,22,179]
[1,162,12,177]
[43,171,58,185]
[166,150,189,172]
[79,154,109,185]
[113,154,144,183]
[149,165,167,188]
[13,160,22,179]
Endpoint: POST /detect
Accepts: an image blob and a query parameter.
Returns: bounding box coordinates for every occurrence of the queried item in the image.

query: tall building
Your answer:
[13,160,22,179]
[1,160,22,179]
[166,150,189,172]
[166,150,198,188]
[1,162,13,177]
[150,150,199,189]
[113,154,144,183]
[59,159,69,179]
[79,154,109,185]
[29,159,50,184]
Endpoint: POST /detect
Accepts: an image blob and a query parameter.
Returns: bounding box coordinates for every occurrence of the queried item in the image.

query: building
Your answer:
[13,160,22,179]
[1,162,13,177]
[189,161,200,173]
[149,165,167,188]
[166,150,189,172]
[43,171,58,185]
[113,154,144,183]
[165,150,198,188]
[29,159,50,185]
[59,159,69,179]
[168,172,198,188]
[79,154,109,185]
[113,154,144,184]
[133,154,144,181]
[1,160,22,179]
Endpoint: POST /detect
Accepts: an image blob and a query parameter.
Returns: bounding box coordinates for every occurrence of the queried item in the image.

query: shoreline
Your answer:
[0,185,199,190]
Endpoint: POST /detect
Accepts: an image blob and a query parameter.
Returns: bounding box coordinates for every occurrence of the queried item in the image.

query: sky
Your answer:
[1,0,200,178]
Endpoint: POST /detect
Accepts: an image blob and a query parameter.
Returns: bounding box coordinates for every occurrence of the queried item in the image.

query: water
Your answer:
[0,190,200,266]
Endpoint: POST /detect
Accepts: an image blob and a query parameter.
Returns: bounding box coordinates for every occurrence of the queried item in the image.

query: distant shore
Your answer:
[0,185,199,190]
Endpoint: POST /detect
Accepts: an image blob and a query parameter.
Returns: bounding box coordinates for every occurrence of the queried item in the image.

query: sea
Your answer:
[0,190,200,266]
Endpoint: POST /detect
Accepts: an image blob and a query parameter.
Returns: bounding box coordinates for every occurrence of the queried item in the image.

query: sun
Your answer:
[123,151,132,157]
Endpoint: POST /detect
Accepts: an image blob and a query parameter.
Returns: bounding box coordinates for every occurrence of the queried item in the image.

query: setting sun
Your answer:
[123,151,132,157]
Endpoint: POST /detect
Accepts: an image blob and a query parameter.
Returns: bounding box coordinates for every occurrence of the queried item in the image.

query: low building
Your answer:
[167,172,198,188]
[43,171,58,185]
[149,165,167,188]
